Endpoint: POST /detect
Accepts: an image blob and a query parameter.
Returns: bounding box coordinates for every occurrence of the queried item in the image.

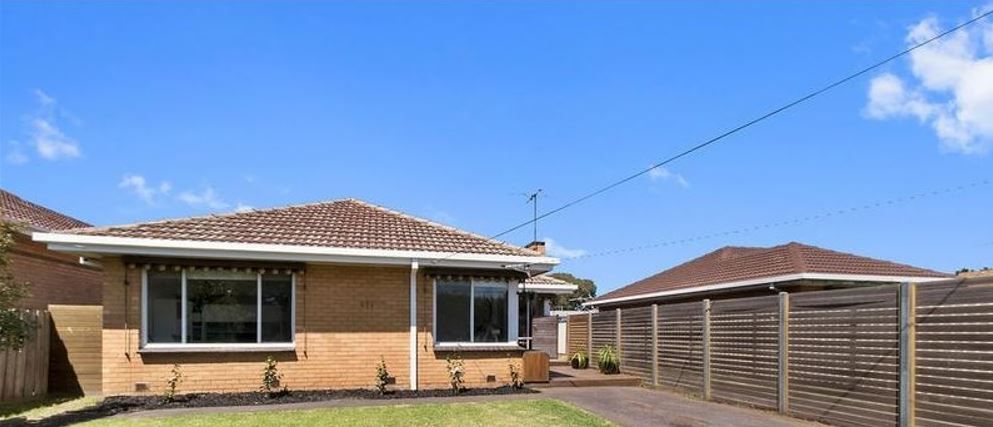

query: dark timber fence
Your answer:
[566,276,993,427]
[0,309,50,402]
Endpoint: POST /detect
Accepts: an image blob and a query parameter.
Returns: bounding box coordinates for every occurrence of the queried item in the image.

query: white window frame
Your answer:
[140,268,296,352]
[431,277,519,347]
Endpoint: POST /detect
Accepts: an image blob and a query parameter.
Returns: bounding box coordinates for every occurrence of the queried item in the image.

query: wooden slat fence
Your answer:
[566,276,993,427]
[619,306,653,383]
[710,295,779,410]
[0,309,50,402]
[566,313,589,356]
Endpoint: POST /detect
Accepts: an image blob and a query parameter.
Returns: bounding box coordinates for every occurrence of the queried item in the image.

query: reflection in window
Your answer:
[435,278,511,344]
[186,271,257,344]
[436,280,471,342]
[473,281,508,343]
[147,271,182,343]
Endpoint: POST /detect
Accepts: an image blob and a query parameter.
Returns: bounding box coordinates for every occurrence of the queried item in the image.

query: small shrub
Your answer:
[374,356,391,395]
[260,355,286,397]
[445,353,465,394]
[570,351,589,369]
[597,345,620,375]
[164,363,183,402]
[508,360,524,389]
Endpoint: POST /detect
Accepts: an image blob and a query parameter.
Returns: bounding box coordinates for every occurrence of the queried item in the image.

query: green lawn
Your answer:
[81,399,611,427]
[0,395,102,421]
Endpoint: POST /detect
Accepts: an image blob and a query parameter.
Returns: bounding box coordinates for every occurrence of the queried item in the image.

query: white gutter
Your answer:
[33,233,559,271]
[409,260,418,391]
[586,272,950,306]
[518,283,578,294]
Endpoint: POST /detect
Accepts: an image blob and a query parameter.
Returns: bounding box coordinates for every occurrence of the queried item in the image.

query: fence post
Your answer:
[587,311,593,358]
[899,282,917,427]
[651,303,659,387]
[616,308,622,356]
[702,299,711,400]
[778,292,790,415]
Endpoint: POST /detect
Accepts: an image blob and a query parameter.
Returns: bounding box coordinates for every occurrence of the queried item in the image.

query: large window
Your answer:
[142,269,295,348]
[435,278,515,344]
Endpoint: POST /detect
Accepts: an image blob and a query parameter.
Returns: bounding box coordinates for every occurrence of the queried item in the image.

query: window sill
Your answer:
[139,343,295,353]
[433,343,524,352]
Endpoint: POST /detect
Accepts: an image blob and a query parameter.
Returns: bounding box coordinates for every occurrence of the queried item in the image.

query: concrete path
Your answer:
[543,386,818,427]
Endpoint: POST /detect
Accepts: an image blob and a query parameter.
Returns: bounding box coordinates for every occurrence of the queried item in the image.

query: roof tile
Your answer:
[1,189,91,231]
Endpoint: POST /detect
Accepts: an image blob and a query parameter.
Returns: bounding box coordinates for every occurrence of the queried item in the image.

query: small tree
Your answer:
[164,363,183,402]
[508,359,524,390]
[0,221,31,350]
[374,356,391,395]
[445,353,465,394]
[260,356,285,397]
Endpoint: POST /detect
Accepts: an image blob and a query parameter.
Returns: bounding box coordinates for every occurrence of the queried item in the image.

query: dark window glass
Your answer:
[473,281,508,343]
[436,280,471,342]
[186,271,257,343]
[147,270,182,343]
[261,274,293,343]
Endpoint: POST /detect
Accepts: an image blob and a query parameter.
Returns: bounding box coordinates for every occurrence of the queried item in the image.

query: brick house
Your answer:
[34,198,574,394]
[589,242,951,309]
[1,188,101,308]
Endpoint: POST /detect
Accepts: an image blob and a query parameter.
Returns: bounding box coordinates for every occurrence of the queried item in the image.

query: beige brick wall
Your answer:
[102,258,521,395]
[9,233,102,309]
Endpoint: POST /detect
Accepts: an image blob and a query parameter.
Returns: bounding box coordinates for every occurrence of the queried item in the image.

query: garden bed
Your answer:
[23,386,536,426]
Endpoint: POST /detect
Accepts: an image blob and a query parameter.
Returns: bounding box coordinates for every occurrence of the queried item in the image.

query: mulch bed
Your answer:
[16,386,536,427]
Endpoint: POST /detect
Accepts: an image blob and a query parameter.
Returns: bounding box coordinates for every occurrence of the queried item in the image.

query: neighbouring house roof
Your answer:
[522,274,579,294]
[593,242,951,305]
[1,188,91,231]
[35,198,559,270]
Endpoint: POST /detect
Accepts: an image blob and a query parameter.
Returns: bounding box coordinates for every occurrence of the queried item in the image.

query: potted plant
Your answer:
[570,351,589,369]
[597,345,620,375]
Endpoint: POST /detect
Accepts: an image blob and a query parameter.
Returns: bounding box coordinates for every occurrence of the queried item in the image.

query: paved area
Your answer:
[542,386,817,427]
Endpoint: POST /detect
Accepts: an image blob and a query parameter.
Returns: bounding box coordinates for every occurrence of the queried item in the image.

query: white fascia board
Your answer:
[34,232,559,270]
[519,283,579,294]
[585,272,950,307]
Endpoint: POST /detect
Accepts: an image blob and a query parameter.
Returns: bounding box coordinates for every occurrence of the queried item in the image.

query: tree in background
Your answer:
[549,272,596,310]
[0,221,31,349]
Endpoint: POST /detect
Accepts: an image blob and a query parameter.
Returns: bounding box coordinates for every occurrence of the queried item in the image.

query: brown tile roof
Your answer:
[1,188,91,231]
[62,198,541,257]
[596,242,951,302]
[524,274,576,287]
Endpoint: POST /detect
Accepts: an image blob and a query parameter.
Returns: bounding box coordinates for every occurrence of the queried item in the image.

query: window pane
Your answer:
[186,271,257,343]
[436,280,470,342]
[147,271,182,343]
[261,274,293,343]
[474,281,508,343]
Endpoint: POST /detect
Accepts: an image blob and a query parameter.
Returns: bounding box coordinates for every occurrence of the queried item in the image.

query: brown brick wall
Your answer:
[9,233,102,309]
[101,258,521,395]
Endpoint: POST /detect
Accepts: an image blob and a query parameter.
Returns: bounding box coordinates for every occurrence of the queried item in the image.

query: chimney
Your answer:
[525,241,546,255]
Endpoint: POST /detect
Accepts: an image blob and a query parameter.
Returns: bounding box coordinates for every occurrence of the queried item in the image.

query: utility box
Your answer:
[522,350,550,383]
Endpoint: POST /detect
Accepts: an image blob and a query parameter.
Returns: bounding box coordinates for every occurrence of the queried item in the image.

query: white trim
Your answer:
[586,272,951,306]
[507,280,519,343]
[256,273,263,344]
[33,233,559,270]
[518,283,578,294]
[139,343,295,353]
[180,269,187,343]
[409,260,419,391]
[433,342,521,351]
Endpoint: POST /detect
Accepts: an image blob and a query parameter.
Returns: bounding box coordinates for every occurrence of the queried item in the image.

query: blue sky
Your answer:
[1,1,991,294]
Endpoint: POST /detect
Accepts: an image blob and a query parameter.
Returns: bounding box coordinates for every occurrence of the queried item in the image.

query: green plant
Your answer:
[508,359,524,389]
[445,353,465,394]
[260,356,286,397]
[0,221,31,350]
[570,351,588,369]
[597,345,620,375]
[164,363,183,402]
[374,356,391,395]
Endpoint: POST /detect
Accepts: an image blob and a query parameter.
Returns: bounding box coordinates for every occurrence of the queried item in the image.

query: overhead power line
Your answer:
[559,178,991,262]
[479,8,993,245]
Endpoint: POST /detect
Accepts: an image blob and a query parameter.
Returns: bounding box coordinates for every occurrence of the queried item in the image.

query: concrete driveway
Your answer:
[539,386,817,427]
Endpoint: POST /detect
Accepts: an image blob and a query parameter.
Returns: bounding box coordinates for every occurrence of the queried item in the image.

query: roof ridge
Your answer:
[785,242,809,272]
[790,242,949,277]
[345,199,539,256]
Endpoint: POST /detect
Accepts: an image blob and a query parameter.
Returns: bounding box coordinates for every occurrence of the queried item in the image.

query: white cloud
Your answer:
[544,237,588,258]
[119,174,172,205]
[865,11,993,155]
[26,90,81,160]
[178,187,229,209]
[647,166,689,188]
[234,203,254,213]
